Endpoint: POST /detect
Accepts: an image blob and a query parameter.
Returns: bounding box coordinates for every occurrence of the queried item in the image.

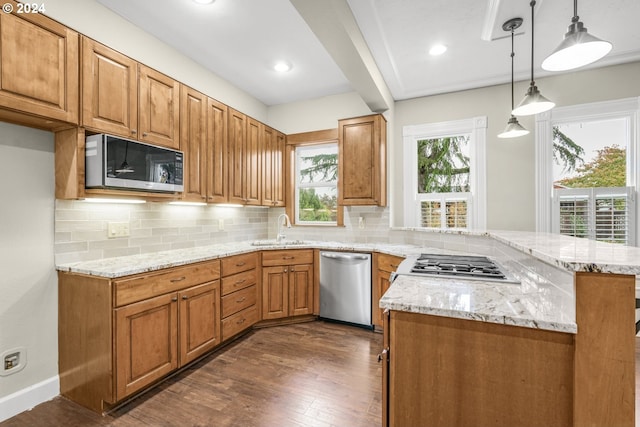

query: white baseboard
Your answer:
[0,376,59,422]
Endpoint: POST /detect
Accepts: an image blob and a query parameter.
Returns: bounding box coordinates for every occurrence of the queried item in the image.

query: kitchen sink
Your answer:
[251,239,309,246]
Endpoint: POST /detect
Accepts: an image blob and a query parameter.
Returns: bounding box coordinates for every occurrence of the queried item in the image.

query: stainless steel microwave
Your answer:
[85,134,184,193]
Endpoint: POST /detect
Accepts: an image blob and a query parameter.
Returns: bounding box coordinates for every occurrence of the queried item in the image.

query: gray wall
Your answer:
[0,123,58,403]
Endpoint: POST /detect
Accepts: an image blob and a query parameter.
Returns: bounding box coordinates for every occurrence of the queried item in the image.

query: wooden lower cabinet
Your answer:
[115,293,178,400]
[58,259,221,413]
[372,253,403,329]
[115,279,221,402]
[262,250,314,320]
[220,253,260,340]
[383,310,574,427]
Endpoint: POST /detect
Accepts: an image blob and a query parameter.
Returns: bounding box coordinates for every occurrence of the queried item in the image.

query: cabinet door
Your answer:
[115,293,178,400]
[0,4,79,123]
[228,108,246,204]
[262,126,285,207]
[178,281,220,366]
[180,85,207,202]
[338,114,387,206]
[138,64,180,149]
[206,98,228,203]
[373,269,392,329]
[288,264,313,316]
[262,266,288,320]
[81,37,137,137]
[245,117,262,205]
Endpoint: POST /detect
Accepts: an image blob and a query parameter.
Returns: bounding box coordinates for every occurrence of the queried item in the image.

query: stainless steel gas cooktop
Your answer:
[397,253,520,284]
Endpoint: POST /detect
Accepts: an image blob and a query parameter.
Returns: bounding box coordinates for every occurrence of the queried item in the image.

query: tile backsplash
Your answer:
[54,202,400,264]
[54,200,269,264]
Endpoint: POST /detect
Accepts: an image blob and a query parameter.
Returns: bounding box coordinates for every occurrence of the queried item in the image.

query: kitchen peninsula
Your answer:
[380,230,640,427]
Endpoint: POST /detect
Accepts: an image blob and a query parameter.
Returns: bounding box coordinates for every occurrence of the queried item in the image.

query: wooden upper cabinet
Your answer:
[262,126,285,207]
[81,36,137,138]
[206,98,228,204]
[338,114,387,206]
[245,117,262,205]
[228,108,246,204]
[138,65,180,149]
[0,3,79,125]
[180,85,207,202]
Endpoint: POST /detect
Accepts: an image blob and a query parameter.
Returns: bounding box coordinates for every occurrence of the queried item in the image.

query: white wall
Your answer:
[0,123,58,417]
[392,61,640,230]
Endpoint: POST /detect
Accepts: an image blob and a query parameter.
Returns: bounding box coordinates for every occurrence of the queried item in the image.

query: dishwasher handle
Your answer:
[320,252,369,261]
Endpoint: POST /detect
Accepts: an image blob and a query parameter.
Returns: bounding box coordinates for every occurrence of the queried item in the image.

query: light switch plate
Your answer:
[108,222,130,238]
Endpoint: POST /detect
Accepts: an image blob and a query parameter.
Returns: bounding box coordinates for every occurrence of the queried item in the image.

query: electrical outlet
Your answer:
[108,222,130,238]
[358,216,365,229]
[1,347,26,376]
[218,218,225,231]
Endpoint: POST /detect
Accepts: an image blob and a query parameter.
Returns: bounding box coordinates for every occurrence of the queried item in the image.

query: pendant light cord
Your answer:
[530,0,535,85]
[510,26,515,110]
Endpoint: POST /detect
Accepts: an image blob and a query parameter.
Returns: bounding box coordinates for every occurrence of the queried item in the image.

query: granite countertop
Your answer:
[55,240,423,278]
[56,231,640,335]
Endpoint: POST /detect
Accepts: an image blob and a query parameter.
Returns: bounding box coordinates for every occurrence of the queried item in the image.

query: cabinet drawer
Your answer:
[262,249,313,266]
[221,253,257,276]
[114,260,221,307]
[378,253,404,273]
[221,269,257,296]
[221,285,257,318]
[222,305,259,341]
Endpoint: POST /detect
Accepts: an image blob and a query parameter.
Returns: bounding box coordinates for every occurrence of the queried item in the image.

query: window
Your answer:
[294,143,338,225]
[536,97,639,246]
[403,117,487,230]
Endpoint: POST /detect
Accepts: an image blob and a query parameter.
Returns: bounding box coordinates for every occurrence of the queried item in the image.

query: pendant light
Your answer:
[498,18,529,139]
[542,0,612,71]
[512,0,555,116]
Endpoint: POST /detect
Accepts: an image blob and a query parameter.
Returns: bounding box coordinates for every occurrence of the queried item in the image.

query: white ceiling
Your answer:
[96,0,640,108]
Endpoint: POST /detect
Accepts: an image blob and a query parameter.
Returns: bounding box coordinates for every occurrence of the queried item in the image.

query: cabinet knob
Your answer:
[284,269,288,273]
[182,295,188,300]
[131,129,137,135]
[291,268,295,272]
[377,348,388,363]
[171,297,178,302]
[143,132,148,137]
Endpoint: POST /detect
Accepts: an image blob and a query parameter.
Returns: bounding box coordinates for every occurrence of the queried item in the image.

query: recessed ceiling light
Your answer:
[429,44,447,56]
[274,61,292,72]
[192,0,215,4]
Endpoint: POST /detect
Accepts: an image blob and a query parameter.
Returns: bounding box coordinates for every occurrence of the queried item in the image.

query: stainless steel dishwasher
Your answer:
[319,251,372,329]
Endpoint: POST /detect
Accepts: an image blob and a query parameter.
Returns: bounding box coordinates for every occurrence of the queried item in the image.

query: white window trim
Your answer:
[403,116,487,230]
[294,143,338,226]
[535,97,640,245]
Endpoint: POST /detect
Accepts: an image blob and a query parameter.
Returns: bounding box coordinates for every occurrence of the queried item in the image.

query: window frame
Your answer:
[402,116,487,230]
[285,129,344,226]
[535,97,640,245]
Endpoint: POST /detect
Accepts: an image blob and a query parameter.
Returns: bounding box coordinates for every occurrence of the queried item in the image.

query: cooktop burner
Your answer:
[405,253,519,283]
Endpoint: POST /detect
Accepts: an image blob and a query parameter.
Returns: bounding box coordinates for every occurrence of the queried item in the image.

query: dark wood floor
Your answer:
[3,325,640,427]
[1,321,383,427]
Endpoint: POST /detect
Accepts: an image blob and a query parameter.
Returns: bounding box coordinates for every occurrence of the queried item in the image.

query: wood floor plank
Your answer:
[0,321,383,427]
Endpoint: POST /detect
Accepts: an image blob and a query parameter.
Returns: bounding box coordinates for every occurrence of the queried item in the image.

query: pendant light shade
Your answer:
[498,18,529,139]
[542,1,612,71]
[513,0,554,116]
[498,116,530,139]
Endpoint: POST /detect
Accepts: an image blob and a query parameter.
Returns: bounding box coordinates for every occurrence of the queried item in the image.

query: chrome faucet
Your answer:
[276,213,291,243]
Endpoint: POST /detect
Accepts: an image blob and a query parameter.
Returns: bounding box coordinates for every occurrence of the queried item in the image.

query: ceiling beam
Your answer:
[289,0,390,112]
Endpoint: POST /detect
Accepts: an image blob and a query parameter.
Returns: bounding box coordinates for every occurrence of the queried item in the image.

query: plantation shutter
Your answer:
[418,193,470,229]
[553,187,636,245]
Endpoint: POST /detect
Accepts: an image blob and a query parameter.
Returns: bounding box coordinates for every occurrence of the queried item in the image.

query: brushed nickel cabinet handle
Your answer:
[170,276,186,282]
[235,279,246,285]
[236,262,246,267]
[283,256,294,260]
[236,297,246,303]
